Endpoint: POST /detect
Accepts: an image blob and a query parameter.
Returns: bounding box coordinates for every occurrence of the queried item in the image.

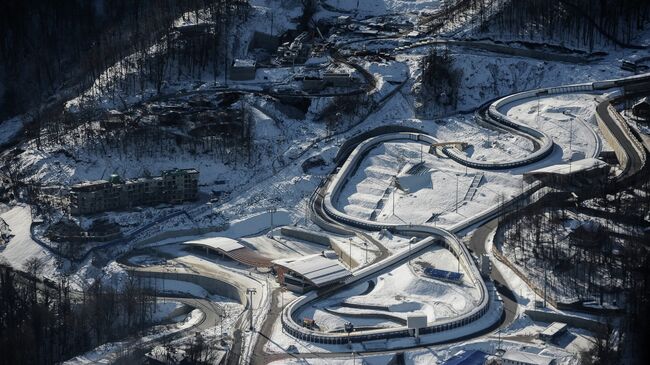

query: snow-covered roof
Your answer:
[183,237,244,252]
[634,96,650,106]
[540,322,567,337]
[444,349,487,365]
[502,350,555,365]
[71,180,111,190]
[273,254,351,287]
[526,158,606,176]
[233,59,256,68]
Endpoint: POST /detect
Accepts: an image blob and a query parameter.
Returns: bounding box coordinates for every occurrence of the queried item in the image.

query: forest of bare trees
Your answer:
[480,0,650,49]
[0,262,161,364]
[421,47,463,108]
[0,0,250,122]
[498,169,650,361]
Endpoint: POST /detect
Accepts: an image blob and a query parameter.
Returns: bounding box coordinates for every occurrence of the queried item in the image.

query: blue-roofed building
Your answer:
[444,350,487,365]
[424,267,464,283]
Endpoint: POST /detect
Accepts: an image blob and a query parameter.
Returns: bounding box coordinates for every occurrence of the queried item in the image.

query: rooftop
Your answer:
[183,237,244,252]
[162,168,199,176]
[233,59,256,68]
[525,158,607,177]
[540,322,568,337]
[634,96,650,107]
[273,254,351,287]
[71,180,110,190]
[502,350,555,365]
[444,350,487,365]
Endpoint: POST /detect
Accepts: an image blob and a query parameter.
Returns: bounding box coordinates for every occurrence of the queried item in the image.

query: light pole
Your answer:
[280,286,286,333]
[302,193,308,226]
[344,321,354,350]
[392,176,396,217]
[268,207,277,237]
[363,242,368,264]
[465,150,468,175]
[220,313,226,341]
[212,299,217,339]
[348,237,353,270]
[569,117,574,174]
[247,288,257,331]
[455,174,459,213]
[162,267,166,303]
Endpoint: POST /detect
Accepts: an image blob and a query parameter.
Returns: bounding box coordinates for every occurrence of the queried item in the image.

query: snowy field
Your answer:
[0,204,63,278]
[334,139,524,228]
[293,244,479,333]
[503,93,606,159]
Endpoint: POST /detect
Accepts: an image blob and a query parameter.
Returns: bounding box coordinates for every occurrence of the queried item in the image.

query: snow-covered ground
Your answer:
[334,139,524,228]
[503,93,606,159]
[5,1,645,362]
[63,306,205,365]
[0,204,65,279]
[293,244,479,333]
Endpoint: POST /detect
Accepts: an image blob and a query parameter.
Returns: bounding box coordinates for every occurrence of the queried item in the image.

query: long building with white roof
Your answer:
[273,253,351,293]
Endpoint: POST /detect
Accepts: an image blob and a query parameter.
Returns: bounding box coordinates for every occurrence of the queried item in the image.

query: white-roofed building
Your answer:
[273,253,351,293]
[183,237,272,268]
[501,350,556,365]
[539,322,568,342]
[185,237,244,252]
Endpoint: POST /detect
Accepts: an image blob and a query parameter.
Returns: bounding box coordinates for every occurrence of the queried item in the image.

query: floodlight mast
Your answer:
[247,288,257,330]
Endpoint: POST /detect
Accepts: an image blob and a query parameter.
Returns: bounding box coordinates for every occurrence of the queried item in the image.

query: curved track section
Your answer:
[595,94,647,180]
[442,74,650,170]
[279,72,650,346]
[281,132,494,344]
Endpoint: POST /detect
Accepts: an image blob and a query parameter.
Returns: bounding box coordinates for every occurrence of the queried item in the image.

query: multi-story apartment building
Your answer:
[70,168,199,215]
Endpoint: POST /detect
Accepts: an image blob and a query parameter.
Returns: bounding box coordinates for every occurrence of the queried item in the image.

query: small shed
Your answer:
[539,322,568,342]
[323,72,353,87]
[230,59,257,80]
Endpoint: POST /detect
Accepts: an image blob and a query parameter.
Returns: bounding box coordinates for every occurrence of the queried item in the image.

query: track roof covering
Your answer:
[183,237,244,252]
[273,254,351,287]
[525,158,606,176]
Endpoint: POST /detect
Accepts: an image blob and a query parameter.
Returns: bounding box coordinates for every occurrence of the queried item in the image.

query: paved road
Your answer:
[250,289,282,365]
[467,219,518,329]
[84,296,224,364]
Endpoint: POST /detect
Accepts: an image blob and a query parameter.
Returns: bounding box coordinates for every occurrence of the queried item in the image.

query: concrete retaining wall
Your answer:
[329,239,360,269]
[134,225,226,246]
[130,270,246,304]
[280,227,331,246]
[596,106,629,170]
[525,309,606,333]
